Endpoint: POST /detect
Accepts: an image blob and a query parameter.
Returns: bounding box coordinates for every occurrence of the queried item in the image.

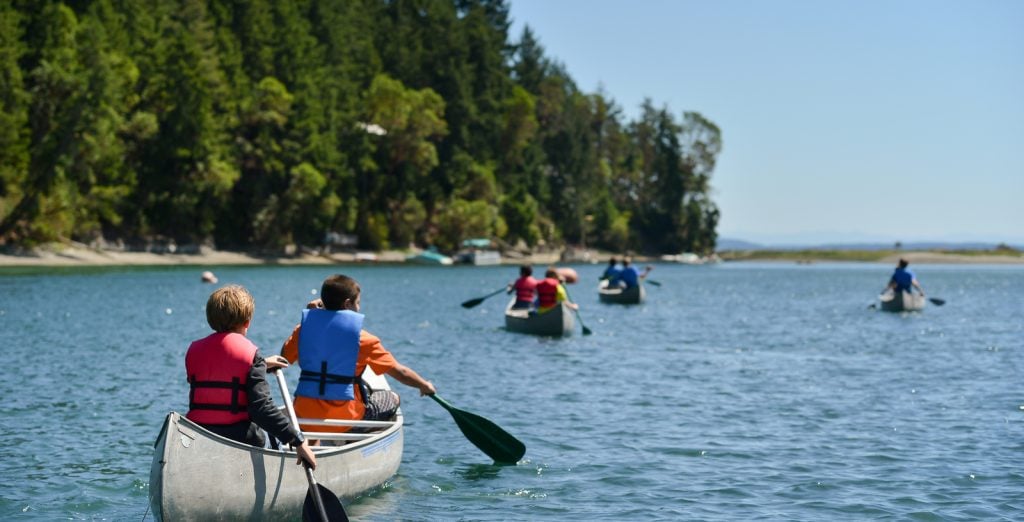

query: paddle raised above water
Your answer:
[430,394,526,464]
[461,286,508,309]
[273,371,349,522]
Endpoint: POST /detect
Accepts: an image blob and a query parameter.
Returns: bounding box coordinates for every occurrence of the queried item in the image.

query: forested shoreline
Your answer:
[0,0,722,255]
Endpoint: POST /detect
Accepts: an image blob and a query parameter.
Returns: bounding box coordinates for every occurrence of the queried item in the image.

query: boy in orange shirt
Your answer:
[280,274,435,442]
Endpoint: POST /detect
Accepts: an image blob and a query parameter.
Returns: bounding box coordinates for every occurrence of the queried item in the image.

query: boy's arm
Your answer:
[280,325,301,363]
[247,354,303,446]
[385,363,436,396]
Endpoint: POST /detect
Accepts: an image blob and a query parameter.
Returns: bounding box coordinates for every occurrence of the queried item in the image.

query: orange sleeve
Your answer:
[359,330,398,376]
[281,324,301,363]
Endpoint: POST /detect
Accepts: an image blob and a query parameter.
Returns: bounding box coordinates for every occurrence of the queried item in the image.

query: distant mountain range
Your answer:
[716,237,1022,251]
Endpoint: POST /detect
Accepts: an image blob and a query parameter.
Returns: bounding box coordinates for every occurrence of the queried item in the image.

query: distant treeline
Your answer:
[0,0,722,254]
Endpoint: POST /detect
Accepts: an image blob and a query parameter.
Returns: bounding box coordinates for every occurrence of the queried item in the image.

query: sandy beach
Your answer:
[0,243,567,268]
[0,242,1021,269]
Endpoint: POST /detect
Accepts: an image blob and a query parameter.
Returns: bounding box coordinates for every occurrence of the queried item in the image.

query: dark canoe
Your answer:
[149,372,402,521]
[879,290,926,312]
[598,279,645,304]
[504,300,574,337]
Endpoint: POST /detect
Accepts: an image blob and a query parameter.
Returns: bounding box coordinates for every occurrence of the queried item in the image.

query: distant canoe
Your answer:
[598,279,645,304]
[504,300,574,337]
[879,290,926,312]
[149,372,402,520]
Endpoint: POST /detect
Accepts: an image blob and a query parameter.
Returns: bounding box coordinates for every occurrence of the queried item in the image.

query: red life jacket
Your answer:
[536,277,560,308]
[185,332,257,425]
[513,276,538,303]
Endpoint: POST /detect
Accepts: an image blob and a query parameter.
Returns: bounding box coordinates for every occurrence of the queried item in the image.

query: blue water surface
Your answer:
[0,262,1021,521]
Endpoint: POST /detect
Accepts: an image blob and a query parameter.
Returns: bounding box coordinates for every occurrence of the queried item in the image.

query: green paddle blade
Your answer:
[431,395,525,464]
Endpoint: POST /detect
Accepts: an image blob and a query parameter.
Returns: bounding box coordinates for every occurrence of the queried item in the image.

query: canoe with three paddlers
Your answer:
[597,279,645,305]
[504,299,574,337]
[148,369,401,520]
[878,289,926,312]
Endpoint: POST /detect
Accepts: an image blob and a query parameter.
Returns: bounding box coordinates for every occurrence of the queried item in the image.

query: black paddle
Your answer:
[430,394,525,464]
[273,371,349,522]
[645,279,662,287]
[461,286,508,309]
[561,286,592,335]
[928,297,945,306]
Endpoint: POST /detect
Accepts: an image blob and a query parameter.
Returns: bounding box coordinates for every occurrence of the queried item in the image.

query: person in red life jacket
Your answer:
[507,264,538,309]
[535,266,579,314]
[185,285,317,469]
[282,274,436,445]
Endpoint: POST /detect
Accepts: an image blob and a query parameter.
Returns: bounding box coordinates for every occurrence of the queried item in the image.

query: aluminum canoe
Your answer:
[597,279,645,304]
[504,300,574,337]
[149,372,402,521]
[879,289,926,312]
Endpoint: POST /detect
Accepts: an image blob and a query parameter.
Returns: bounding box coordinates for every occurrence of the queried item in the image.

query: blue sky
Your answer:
[508,0,1024,245]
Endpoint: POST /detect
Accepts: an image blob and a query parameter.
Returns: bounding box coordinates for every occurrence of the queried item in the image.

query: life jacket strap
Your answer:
[188,375,246,413]
[299,362,361,396]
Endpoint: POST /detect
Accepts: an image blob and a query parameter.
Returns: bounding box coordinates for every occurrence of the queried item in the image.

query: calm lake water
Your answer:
[0,262,1022,520]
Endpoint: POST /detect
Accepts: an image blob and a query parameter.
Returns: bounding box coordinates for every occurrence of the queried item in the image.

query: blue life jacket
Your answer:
[619,266,640,288]
[602,266,621,280]
[296,308,363,401]
[890,268,915,292]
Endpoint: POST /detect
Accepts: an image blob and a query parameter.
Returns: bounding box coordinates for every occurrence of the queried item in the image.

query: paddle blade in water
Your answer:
[582,325,593,335]
[431,395,525,464]
[450,409,526,464]
[646,279,662,287]
[303,484,348,522]
[929,298,946,306]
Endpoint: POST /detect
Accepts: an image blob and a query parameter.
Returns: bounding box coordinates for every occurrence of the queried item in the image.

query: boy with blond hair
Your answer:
[185,285,317,468]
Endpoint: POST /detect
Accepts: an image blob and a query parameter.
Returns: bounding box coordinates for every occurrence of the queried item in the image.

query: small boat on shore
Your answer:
[407,250,453,265]
[149,371,402,520]
[598,279,645,304]
[879,289,926,312]
[504,300,574,337]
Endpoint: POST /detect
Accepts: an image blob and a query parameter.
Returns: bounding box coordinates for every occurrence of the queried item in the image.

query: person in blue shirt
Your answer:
[616,257,652,289]
[886,258,925,296]
[599,257,621,282]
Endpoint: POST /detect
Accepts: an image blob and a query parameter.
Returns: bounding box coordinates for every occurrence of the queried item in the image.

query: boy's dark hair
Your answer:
[545,266,559,279]
[898,258,909,268]
[321,274,360,310]
[519,264,532,277]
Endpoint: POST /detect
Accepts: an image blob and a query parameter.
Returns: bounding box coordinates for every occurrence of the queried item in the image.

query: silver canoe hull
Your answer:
[598,279,645,304]
[879,290,926,312]
[150,408,402,520]
[504,300,574,337]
